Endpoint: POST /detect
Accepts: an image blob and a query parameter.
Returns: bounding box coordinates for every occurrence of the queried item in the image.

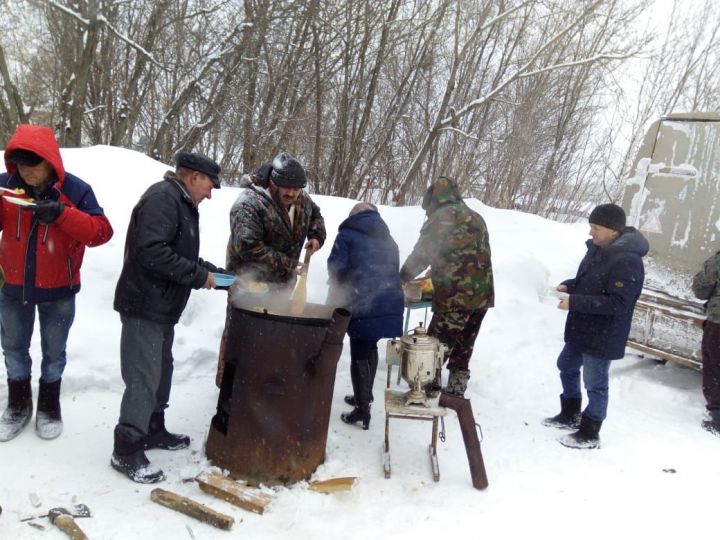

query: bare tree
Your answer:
[3,0,713,223]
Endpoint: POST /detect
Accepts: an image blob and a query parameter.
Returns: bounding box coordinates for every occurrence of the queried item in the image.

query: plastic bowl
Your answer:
[213,273,236,289]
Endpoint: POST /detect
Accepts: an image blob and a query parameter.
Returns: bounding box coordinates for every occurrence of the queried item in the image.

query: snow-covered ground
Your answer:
[0,146,716,539]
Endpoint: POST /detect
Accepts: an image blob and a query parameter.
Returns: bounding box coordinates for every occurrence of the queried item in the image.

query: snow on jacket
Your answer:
[562,227,649,360]
[114,172,222,325]
[400,177,494,313]
[692,251,720,323]
[0,124,113,303]
[327,209,403,340]
[225,178,326,285]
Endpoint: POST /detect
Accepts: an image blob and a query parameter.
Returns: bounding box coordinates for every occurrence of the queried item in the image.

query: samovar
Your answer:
[387,323,447,407]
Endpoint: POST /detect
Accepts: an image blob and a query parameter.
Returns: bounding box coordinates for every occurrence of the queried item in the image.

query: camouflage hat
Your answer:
[422,176,461,211]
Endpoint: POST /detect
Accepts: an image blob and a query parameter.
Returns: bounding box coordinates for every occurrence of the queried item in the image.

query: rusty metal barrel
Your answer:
[205,300,350,485]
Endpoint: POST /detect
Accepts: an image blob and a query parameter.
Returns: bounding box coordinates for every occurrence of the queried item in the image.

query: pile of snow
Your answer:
[0,146,716,539]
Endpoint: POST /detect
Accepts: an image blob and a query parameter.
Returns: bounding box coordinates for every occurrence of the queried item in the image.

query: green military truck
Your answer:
[621,112,720,369]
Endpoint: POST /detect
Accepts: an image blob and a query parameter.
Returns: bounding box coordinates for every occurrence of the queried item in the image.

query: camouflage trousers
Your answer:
[428,309,487,371]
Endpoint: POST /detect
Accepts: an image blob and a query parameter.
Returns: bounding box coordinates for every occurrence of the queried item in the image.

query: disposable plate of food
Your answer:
[213,273,236,289]
[3,196,36,207]
[0,186,27,195]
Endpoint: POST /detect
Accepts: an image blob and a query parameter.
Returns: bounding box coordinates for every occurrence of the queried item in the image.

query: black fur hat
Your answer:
[589,203,626,231]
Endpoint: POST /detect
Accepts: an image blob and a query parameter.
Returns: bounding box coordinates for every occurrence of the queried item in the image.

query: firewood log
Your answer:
[150,488,234,530]
[195,473,272,515]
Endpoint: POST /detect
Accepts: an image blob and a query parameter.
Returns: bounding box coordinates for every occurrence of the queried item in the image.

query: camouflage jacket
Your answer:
[400,177,494,313]
[692,251,720,323]
[226,178,326,285]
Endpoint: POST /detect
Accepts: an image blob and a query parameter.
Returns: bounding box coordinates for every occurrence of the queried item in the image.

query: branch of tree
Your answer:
[46,0,167,70]
[438,126,479,140]
[517,51,641,80]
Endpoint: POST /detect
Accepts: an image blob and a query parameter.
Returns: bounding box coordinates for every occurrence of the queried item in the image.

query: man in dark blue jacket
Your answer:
[543,204,648,449]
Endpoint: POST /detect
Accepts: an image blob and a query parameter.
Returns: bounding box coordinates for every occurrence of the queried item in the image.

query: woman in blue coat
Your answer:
[327,203,403,429]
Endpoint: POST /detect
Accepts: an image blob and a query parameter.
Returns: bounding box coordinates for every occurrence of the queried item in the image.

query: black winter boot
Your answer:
[340,407,371,430]
[701,420,720,437]
[345,349,379,406]
[36,379,63,440]
[0,378,33,442]
[144,411,190,451]
[558,414,602,449]
[342,354,372,430]
[701,409,720,437]
[368,348,378,402]
[111,425,165,484]
[542,395,582,430]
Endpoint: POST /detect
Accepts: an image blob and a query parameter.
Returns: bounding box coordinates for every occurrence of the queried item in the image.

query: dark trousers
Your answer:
[428,309,487,371]
[349,338,378,411]
[702,320,720,411]
[116,315,175,442]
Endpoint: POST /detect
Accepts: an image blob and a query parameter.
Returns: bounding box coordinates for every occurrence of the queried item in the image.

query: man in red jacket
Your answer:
[0,124,113,442]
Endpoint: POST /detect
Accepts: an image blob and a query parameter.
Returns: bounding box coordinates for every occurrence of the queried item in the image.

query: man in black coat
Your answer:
[111,152,224,483]
[543,204,648,449]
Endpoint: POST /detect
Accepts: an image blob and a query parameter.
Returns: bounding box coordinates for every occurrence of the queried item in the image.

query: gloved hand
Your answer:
[32,200,65,224]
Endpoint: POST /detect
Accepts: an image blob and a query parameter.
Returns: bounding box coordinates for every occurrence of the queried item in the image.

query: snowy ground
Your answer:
[0,146,717,539]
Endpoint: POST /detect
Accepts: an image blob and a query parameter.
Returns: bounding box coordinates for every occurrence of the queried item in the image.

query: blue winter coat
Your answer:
[562,227,648,360]
[327,210,404,340]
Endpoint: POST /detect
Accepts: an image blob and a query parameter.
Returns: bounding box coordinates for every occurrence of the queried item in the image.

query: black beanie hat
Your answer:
[271,152,306,188]
[9,149,44,166]
[589,203,626,231]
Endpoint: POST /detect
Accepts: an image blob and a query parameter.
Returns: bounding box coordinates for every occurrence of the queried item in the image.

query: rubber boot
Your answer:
[0,378,33,442]
[345,349,378,406]
[368,348,378,402]
[558,414,602,449]
[111,425,165,484]
[341,355,372,430]
[542,395,582,430]
[36,379,63,440]
[144,411,190,451]
[344,354,362,407]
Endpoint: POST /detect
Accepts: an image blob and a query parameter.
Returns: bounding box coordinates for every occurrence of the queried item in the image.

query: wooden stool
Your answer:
[383,389,447,482]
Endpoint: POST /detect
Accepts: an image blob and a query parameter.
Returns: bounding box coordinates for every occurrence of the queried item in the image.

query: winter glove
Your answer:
[32,199,65,224]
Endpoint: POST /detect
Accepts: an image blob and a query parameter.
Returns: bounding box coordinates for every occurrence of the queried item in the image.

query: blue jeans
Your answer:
[0,291,76,383]
[556,343,612,422]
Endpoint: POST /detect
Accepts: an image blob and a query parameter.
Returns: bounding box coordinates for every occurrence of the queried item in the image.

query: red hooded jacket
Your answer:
[0,125,113,302]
